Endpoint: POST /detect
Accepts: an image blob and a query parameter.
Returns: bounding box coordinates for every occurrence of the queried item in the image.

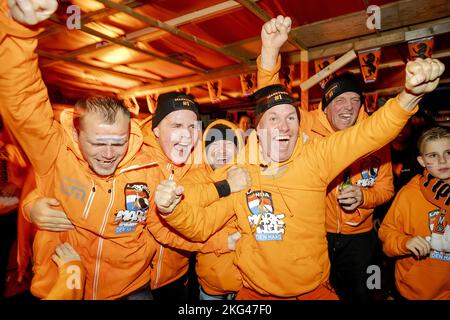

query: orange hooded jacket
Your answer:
[0,14,162,299]
[257,55,394,234]
[140,118,230,290]
[379,175,450,300]
[159,96,417,297]
[181,119,243,296]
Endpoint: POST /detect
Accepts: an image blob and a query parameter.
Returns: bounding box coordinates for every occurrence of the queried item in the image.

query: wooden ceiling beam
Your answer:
[54,0,259,62]
[38,0,147,39]
[37,50,160,83]
[96,0,251,65]
[286,16,450,63]
[235,0,307,50]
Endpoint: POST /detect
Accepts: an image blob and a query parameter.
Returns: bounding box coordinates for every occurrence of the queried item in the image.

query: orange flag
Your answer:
[364,92,378,114]
[408,36,434,60]
[314,57,335,89]
[358,48,381,83]
[240,73,257,96]
[207,80,222,103]
[280,65,295,93]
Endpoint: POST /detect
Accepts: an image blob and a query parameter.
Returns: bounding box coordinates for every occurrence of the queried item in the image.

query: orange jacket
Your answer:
[140,118,226,289]
[302,108,393,234]
[161,98,416,297]
[0,15,161,299]
[379,175,450,300]
[182,119,243,296]
[257,55,394,234]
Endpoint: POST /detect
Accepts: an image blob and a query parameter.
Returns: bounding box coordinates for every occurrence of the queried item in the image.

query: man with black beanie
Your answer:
[257,18,395,301]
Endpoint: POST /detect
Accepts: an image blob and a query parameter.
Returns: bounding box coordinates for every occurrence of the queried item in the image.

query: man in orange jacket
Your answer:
[257,16,395,300]
[139,92,250,302]
[183,119,244,300]
[1,0,167,299]
[153,16,444,299]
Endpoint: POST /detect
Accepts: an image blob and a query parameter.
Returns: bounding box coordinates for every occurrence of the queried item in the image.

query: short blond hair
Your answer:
[417,126,450,154]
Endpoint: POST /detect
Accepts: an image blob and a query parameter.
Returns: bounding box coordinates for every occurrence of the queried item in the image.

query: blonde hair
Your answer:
[417,126,450,154]
[74,96,130,129]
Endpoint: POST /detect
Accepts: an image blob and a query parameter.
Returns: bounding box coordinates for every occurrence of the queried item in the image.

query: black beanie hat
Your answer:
[204,124,238,151]
[252,84,296,116]
[322,73,363,110]
[152,91,200,129]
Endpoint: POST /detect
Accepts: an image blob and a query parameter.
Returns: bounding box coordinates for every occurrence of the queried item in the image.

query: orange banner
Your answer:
[207,80,222,104]
[314,57,335,89]
[240,73,257,96]
[408,36,434,60]
[358,48,381,83]
[280,65,295,93]
[364,92,378,114]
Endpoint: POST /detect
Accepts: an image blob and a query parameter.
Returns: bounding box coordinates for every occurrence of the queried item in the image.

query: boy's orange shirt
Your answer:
[379,175,450,300]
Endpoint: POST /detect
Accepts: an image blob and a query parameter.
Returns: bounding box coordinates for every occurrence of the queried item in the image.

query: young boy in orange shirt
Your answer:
[379,126,450,299]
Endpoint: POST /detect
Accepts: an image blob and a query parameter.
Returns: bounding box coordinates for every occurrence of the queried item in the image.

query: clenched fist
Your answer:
[260,15,292,71]
[226,165,252,193]
[405,58,445,96]
[8,0,58,25]
[397,58,445,111]
[261,15,292,50]
[155,180,185,215]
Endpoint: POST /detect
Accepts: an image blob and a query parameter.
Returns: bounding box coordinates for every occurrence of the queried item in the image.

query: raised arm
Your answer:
[0,0,62,175]
[315,58,445,185]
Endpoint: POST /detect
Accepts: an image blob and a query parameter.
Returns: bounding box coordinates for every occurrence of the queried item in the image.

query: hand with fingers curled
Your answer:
[8,0,58,25]
[155,180,185,215]
[51,242,81,268]
[226,165,252,193]
[261,15,292,51]
[260,15,292,70]
[406,236,431,258]
[397,58,445,111]
[25,197,74,232]
[337,185,364,212]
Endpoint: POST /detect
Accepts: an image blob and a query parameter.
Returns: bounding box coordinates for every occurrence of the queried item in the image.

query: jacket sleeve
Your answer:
[0,10,62,176]
[378,187,413,257]
[161,193,237,242]
[257,54,281,88]
[147,206,231,254]
[315,98,417,186]
[360,147,395,209]
[182,180,220,207]
[20,187,41,223]
[44,261,85,300]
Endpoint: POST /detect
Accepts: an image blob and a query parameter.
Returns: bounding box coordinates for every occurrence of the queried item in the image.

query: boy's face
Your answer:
[417,138,450,182]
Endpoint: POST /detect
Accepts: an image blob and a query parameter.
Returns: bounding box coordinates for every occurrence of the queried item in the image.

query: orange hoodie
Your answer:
[0,15,162,299]
[160,97,417,297]
[379,175,450,300]
[257,54,394,234]
[182,119,243,296]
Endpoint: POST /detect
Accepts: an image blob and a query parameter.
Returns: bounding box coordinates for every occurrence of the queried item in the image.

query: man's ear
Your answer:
[153,127,160,138]
[417,155,426,168]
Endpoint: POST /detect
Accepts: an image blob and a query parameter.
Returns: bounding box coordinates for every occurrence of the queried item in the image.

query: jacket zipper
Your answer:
[92,178,116,300]
[153,245,165,289]
[82,179,96,220]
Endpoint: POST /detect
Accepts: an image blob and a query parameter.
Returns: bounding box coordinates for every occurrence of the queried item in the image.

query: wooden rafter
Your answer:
[38,0,147,39]
[37,50,160,83]
[235,0,307,50]
[44,0,259,66]
[96,0,251,65]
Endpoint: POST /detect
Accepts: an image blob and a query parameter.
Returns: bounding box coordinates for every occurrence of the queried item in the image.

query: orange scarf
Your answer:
[420,169,450,211]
